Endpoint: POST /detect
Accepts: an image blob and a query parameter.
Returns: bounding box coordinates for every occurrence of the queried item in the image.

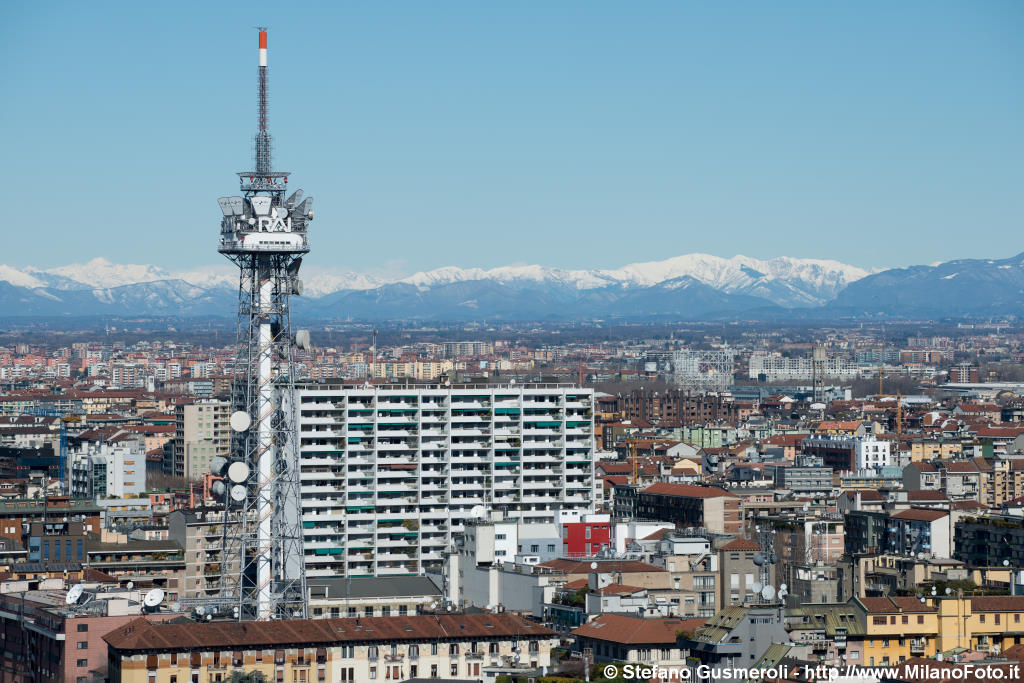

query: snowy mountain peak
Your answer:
[0,252,875,309]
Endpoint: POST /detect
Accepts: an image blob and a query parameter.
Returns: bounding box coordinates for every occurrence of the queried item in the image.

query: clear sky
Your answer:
[1,1,1022,275]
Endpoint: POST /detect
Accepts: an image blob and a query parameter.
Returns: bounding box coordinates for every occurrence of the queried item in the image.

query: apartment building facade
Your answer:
[167,399,230,480]
[297,383,596,577]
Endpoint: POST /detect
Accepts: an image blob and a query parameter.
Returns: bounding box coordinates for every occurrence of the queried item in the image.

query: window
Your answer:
[431,666,438,678]
[431,643,438,656]
[364,606,373,617]
[489,643,499,654]
[381,606,391,617]
[77,641,88,650]
[873,617,886,625]
[409,645,419,658]
[451,664,459,676]
[902,616,908,625]
[399,605,408,616]
[996,614,1001,625]
[449,644,458,656]
[77,623,89,632]
[1016,614,1021,624]
[368,646,378,660]
[918,615,924,624]
[77,659,88,667]
[369,666,376,680]
[981,615,986,623]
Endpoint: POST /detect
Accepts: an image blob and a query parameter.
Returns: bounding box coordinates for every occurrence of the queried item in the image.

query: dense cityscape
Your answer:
[4,4,1022,683]
[5,320,1024,681]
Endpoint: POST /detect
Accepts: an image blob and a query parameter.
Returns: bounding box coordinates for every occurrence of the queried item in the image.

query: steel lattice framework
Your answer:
[215,28,311,621]
[672,349,735,394]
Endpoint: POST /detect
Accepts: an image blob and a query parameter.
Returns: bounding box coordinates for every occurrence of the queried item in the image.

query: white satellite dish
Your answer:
[762,585,776,601]
[810,403,826,411]
[143,588,165,608]
[273,206,288,220]
[126,581,134,590]
[295,329,311,349]
[210,456,228,476]
[778,589,788,599]
[211,480,227,498]
[779,583,788,591]
[469,505,486,520]
[66,584,84,605]
[429,601,437,609]
[590,562,598,570]
[227,461,250,484]
[752,581,763,593]
[170,602,181,612]
[230,411,252,432]
[230,485,247,502]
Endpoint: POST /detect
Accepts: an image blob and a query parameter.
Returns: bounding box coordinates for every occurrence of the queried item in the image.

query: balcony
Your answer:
[910,640,927,655]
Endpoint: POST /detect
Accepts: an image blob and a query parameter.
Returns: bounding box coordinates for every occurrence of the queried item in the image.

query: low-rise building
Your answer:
[104,613,557,683]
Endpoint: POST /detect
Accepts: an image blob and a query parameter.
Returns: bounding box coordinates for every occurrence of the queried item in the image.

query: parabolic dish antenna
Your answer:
[230,485,247,502]
[227,461,250,484]
[143,588,165,608]
[66,584,84,605]
[230,411,252,432]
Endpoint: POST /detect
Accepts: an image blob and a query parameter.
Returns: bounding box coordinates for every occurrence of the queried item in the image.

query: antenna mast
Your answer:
[215,28,312,622]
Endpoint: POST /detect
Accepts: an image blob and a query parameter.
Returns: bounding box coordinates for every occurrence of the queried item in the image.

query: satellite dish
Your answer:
[66,584,84,605]
[195,606,205,616]
[802,504,810,512]
[292,279,305,297]
[753,554,764,566]
[779,583,788,591]
[945,587,952,595]
[429,601,437,609]
[210,456,228,476]
[273,206,289,219]
[752,582,763,593]
[513,655,520,663]
[227,461,250,483]
[810,403,826,411]
[230,485,247,502]
[762,585,776,601]
[469,505,486,520]
[126,581,134,590]
[143,588,165,608]
[295,329,311,349]
[230,411,252,432]
[590,562,598,570]
[778,589,788,599]
[170,602,181,612]
[211,480,227,498]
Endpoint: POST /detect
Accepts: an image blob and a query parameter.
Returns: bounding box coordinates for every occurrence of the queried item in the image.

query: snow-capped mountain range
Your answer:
[0,254,869,317]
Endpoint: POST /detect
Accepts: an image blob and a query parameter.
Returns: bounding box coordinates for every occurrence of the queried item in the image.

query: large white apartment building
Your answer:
[296,383,596,578]
[748,352,860,381]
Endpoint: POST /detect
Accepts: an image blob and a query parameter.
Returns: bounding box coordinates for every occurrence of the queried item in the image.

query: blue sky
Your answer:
[1,1,1022,274]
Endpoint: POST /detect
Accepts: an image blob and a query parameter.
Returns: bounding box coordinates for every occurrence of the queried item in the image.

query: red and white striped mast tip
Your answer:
[258,28,268,66]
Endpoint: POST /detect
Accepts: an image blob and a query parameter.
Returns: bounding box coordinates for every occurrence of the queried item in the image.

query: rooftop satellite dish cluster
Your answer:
[65,584,167,613]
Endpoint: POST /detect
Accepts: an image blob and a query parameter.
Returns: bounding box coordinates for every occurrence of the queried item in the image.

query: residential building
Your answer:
[103,613,557,683]
[168,399,230,480]
[70,443,145,499]
[636,483,742,535]
[296,383,595,577]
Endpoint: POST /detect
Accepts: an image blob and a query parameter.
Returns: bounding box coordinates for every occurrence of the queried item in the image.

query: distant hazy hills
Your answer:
[0,253,1019,320]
